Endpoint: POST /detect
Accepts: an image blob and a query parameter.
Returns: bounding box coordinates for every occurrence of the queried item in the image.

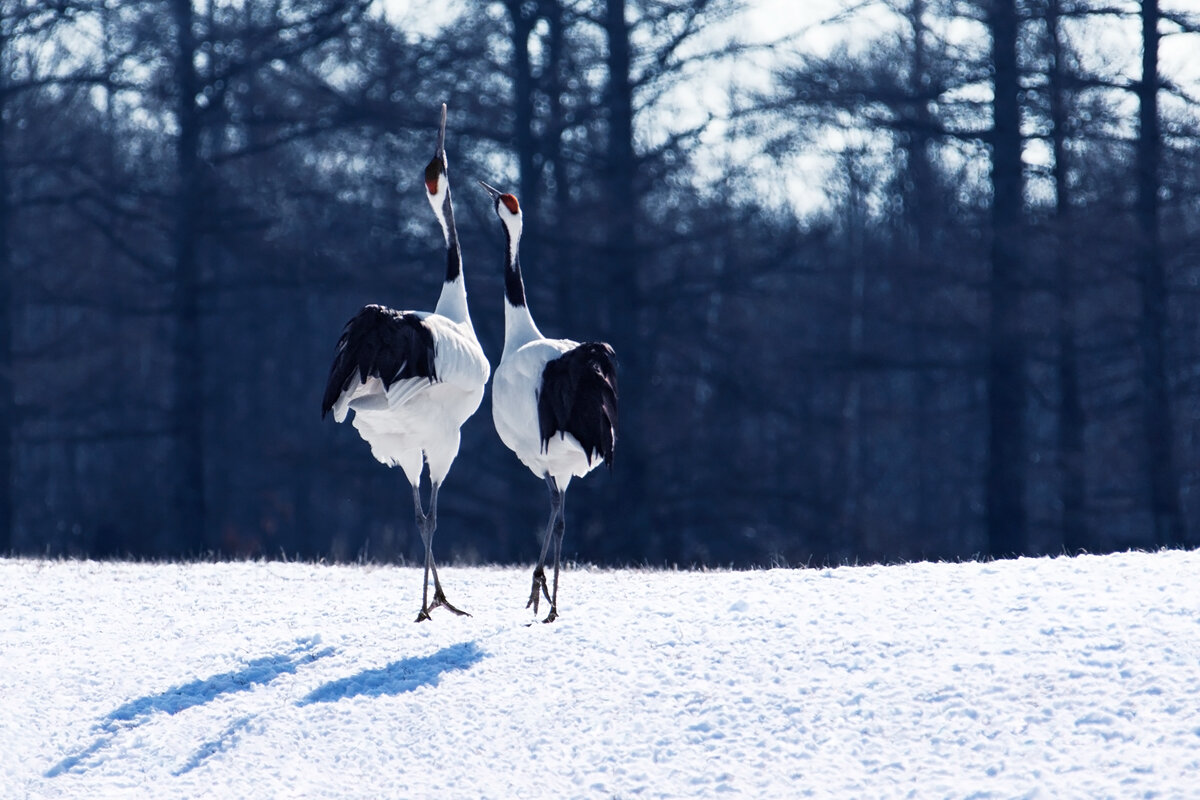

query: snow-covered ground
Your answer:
[2,550,1199,798]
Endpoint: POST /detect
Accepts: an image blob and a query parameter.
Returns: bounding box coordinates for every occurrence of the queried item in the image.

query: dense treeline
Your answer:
[2,0,1198,566]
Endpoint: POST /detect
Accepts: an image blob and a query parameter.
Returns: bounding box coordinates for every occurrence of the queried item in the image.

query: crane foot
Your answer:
[526,565,551,612]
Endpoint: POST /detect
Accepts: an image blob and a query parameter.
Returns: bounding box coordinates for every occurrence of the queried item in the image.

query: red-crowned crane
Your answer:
[321,105,490,622]
[479,181,618,623]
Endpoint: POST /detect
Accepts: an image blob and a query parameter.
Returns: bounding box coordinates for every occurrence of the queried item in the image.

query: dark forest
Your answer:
[3,0,1199,566]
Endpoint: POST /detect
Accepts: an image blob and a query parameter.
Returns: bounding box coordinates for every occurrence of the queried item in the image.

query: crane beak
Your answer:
[478,180,502,201]
[435,103,447,159]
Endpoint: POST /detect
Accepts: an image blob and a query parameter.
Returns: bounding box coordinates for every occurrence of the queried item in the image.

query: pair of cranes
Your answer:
[320,105,618,624]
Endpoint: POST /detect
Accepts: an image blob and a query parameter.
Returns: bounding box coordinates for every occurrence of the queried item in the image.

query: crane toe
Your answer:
[433,589,470,617]
[526,565,551,612]
[415,593,470,622]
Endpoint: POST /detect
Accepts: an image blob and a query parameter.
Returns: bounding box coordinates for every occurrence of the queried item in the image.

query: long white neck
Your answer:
[503,291,543,358]
[429,183,473,329]
[501,220,542,357]
[436,273,472,327]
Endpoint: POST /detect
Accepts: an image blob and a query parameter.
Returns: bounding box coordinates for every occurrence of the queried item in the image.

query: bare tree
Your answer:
[1042,0,1087,552]
[1,0,104,553]
[984,0,1027,557]
[0,9,14,554]
[165,0,206,552]
[1135,0,1185,548]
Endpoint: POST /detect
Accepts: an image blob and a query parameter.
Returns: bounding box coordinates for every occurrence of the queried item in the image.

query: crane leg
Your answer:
[543,486,567,624]
[426,481,469,617]
[414,481,469,621]
[413,483,434,622]
[527,474,563,621]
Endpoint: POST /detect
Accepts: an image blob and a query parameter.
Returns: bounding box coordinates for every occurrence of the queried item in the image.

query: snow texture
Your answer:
[3,550,1199,798]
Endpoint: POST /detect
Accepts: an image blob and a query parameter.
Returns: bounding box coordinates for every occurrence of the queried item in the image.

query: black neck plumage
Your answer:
[443,191,461,283]
[504,229,527,308]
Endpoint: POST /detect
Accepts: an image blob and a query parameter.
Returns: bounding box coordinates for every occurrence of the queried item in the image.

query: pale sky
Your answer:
[378,0,1200,218]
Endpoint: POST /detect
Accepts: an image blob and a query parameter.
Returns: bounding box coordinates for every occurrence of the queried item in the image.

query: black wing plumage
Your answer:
[321,305,437,418]
[537,342,618,468]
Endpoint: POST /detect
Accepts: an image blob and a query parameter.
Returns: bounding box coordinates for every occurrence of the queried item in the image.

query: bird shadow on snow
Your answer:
[45,637,334,778]
[172,714,257,777]
[172,642,487,775]
[297,641,485,706]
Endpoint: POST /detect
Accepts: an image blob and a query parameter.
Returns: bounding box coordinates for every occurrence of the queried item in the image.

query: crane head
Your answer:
[479,180,523,250]
[478,180,520,217]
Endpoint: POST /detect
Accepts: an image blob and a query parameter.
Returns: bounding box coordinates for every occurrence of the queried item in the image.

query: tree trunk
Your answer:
[603,0,651,560]
[171,0,206,554]
[905,0,934,258]
[985,0,1027,557]
[840,152,867,556]
[1047,0,1087,554]
[0,28,14,554]
[1136,0,1185,548]
[904,0,937,546]
[505,0,541,269]
[543,0,574,315]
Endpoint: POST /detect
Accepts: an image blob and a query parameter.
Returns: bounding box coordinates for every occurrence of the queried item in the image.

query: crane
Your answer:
[322,105,490,622]
[479,181,618,623]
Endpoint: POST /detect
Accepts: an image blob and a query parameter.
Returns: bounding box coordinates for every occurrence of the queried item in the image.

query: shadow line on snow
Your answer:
[174,641,488,773]
[46,637,333,778]
[298,641,485,705]
[172,714,256,777]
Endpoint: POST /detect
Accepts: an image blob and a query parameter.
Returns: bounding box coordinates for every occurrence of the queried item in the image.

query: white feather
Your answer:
[493,336,599,490]
[341,313,489,484]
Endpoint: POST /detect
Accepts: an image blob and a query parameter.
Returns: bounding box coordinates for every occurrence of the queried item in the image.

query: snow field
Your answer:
[2,550,1199,798]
